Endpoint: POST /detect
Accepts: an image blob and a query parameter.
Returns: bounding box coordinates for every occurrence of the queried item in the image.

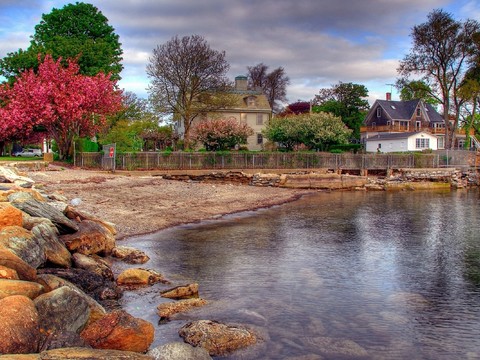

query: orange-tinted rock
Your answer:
[111,246,150,264]
[38,347,153,359]
[0,279,44,300]
[157,298,208,320]
[81,310,154,353]
[31,223,71,268]
[0,202,23,228]
[160,283,199,299]
[117,268,168,287]
[0,245,36,281]
[61,220,115,256]
[0,295,40,354]
[0,226,46,269]
[0,264,19,279]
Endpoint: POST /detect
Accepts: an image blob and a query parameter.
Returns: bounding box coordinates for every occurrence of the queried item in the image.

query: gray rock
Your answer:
[32,223,72,268]
[0,225,46,269]
[148,342,212,360]
[72,253,114,280]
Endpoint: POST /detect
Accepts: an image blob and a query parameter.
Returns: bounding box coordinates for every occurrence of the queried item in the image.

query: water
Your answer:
[115,189,480,359]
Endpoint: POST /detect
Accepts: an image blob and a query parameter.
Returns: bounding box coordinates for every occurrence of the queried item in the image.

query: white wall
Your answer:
[366,133,438,153]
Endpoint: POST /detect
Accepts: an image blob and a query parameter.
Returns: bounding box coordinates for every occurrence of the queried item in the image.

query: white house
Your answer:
[365,131,438,153]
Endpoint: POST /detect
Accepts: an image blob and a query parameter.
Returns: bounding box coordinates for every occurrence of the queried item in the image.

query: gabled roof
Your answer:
[365,99,444,124]
[229,91,271,111]
[366,131,435,141]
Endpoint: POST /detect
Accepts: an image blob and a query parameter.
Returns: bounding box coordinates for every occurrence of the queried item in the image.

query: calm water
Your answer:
[116,189,480,359]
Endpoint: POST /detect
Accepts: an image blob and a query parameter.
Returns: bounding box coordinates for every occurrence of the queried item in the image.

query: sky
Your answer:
[1,0,479,106]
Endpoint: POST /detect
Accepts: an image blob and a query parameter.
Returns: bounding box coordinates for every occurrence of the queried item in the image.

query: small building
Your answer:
[365,131,439,153]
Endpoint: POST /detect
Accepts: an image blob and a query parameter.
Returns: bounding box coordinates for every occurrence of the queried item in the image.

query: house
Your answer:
[361,96,445,151]
[365,131,438,153]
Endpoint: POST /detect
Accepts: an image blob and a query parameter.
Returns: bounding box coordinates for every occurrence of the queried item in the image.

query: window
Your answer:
[247,96,257,107]
[256,114,263,125]
[257,133,263,144]
[376,107,381,117]
[416,138,430,149]
[378,143,382,149]
[240,113,247,124]
[416,108,421,116]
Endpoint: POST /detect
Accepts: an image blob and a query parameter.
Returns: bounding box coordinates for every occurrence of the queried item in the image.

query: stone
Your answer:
[37,347,153,359]
[148,342,212,360]
[36,274,107,326]
[111,246,150,264]
[31,223,71,268]
[117,268,169,287]
[157,298,208,320]
[8,192,78,234]
[0,245,37,281]
[22,213,56,231]
[34,286,91,348]
[0,295,40,354]
[64,206,117,235]
[60,220,115,256]
[0,279,44,300]
[301,336,368,358]
[0,226,46,269]
[72,253,114,281]
[81,310,155,353]
[0,264,19,279]
[161,283,199,299]
[0,202,23,228]
[0,166,35,188]
[37,268,121,302]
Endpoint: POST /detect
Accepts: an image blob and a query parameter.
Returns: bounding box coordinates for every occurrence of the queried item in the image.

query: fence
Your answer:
[73,150,478,172]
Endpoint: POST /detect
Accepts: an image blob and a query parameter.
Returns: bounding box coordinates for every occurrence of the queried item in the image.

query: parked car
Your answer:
[12,149,42,157]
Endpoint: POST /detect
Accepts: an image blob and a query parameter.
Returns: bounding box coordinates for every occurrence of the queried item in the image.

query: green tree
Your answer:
[0,2,123,82]
[191,118,254,151]
[313,82,369,139]
[147,35,234,150]
[397,80,439,104]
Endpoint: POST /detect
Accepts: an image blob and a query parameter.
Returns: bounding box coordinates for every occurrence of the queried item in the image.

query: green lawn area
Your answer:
[0,156,44,162]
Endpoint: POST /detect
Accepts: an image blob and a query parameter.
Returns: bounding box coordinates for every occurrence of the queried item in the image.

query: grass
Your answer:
[0,156,44,162]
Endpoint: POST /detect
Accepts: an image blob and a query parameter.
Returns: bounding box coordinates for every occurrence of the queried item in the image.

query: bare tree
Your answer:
[397,9,480,148]
[247,63,289,113]
[147,35,233,149]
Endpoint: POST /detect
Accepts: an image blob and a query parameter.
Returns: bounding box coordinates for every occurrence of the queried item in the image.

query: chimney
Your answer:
[386,92,392,101]
[235,75,248,91]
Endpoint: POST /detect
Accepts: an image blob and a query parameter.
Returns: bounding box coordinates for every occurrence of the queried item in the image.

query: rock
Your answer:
[111,246,150,264]
[0,202,23,228]
[22,213,56,231]
[0,264,19,279]
[0,295,40,354]
[37,347,154,359]
[0,279,44,299]
[72,253,114,281]
[8,192,78,234]
[34,286,91,349]
[0,245,37,281]
[37,268,121,303]
[36,274,107,326]
[0,226,46,268]
[31,223,72,268]
[178,320,257,357]
[157,298,208,320]
[161,283,199,299]
[81,310,154,353]
[148,342,212,360]
[117,268,169,287]
[60,220,115,256]
[0,166,35,188]
[64,206,117,235]
[301,336,368,358]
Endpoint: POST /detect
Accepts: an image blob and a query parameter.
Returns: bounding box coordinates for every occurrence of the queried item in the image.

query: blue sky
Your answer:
[1,0,479,105]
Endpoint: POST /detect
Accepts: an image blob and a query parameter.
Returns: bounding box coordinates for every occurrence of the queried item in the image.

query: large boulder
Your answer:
[160,283,199,300]
[64,206,117,236]
[0,226,46,268]
[0,295,40,354]
[178,320,257,357]
[34,286,91,349]
[0,279,44,300]
[0,166,35,188]
[157,298,208,320]
[111,246,150,264]
[0,202,23,228]
[0,264,19,280]
[9,347,155,359]
[31,223,71,268]
[8,192,78,234]
[72,253,114,281]
[81,310,154,353]
[0,245,37,281]
[148,342,212,360]
[60,220,115,256]
[117,268,169,287]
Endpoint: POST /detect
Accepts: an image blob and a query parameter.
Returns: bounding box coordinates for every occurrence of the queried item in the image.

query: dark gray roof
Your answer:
[369,99,444,124]
[366,131,430,141]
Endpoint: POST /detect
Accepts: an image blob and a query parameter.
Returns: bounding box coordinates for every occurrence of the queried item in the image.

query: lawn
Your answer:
[0,156,44,162]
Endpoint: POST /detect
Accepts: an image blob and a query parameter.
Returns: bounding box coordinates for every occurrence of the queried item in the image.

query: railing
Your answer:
[360,126,474,136]
[73,151,480,171]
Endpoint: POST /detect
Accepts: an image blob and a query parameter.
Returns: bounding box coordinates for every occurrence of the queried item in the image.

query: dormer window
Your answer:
[376,107,381,118]
[246,96,257,107]
[416,108,421,116]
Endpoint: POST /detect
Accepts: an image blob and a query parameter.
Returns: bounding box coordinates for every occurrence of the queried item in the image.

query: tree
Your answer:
[247,63,289,113]
[191,118,254,151]
[263,112,352,151]
[313,82,369,139]
[398,9,480,148]
[147,35,234,149]
[282,101,311,115]
[0,2,123,82]
[397,80,439,104]
[0,55,122,159]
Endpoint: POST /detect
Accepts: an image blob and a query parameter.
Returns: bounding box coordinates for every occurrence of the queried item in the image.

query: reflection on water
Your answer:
[116,189,480,359]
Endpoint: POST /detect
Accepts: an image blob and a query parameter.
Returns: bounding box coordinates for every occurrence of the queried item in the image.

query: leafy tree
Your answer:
[313,82,369,139]
[191,118,254,151]
[263,112,351,151]
[247,63,289,113]
[398,9,480,148]
[0,55,122,159]
[282,101,311,115]
[0,2,123,82]
[397,80,439,104]
[147,34,234,149]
